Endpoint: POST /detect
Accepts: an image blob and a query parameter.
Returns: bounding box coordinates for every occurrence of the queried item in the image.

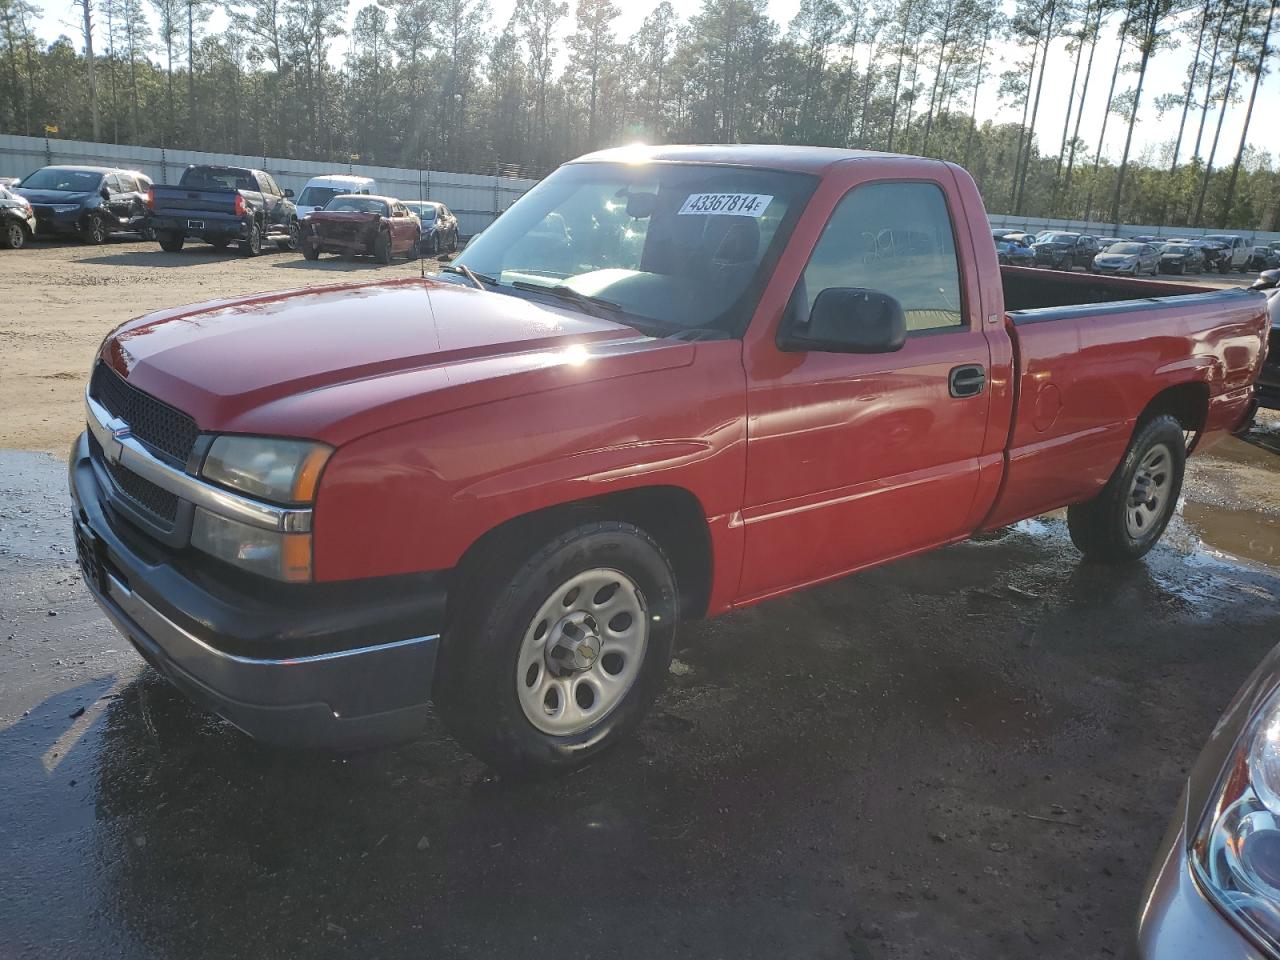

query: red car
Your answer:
[69,145,1269,772]
[301,194,421,263]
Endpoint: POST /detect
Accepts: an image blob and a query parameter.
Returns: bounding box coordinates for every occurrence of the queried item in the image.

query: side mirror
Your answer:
[780,288,907,354]
[100,187,111,200]
[284,188,294,198]
[1252,269,1279,291]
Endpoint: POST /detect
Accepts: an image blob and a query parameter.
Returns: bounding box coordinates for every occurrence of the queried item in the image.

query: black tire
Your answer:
[1067,414,1186,564]
[81,216,106,245]
[2,220,26,249]
[436,520,679,774]
[1219,261,1230,275]
[374,229,392,265]
[278,219,300,251]
[430,232,440,256]
[158,233,184,253]
[140,224,156,242]
[409,232,421,260]
[301,240,320,261]
[448,229,459,253]
[240,221,262,257]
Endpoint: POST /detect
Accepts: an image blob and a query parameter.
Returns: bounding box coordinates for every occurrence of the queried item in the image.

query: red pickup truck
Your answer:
[70,145,1270,772]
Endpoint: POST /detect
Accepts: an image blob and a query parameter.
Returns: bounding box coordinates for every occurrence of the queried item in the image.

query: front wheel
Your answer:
[430,232,440,256]
[436,520,679,773]
[81,216,106,245]
[448,229,459,253]
[1067,414,1186,564]
[301,240,320,261]
[278,219,300,251]
[2,221,27,249]
[373,230,392,264]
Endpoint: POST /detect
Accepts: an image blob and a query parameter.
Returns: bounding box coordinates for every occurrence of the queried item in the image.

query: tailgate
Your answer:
[152,187,239,217]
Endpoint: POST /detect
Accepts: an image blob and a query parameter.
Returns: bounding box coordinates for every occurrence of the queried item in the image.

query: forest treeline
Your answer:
[0,0,1277,229]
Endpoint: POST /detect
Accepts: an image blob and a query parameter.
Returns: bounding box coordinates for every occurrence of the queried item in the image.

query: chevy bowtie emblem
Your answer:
[107,417,132,442]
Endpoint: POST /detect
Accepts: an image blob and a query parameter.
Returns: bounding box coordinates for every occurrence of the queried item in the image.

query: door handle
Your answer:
[949,364,986,398]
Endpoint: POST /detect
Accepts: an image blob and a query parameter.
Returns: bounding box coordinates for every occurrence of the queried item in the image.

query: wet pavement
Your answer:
[3,416,1280,960]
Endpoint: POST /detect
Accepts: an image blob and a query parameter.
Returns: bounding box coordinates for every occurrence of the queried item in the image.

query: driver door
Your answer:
[738,170,994,602]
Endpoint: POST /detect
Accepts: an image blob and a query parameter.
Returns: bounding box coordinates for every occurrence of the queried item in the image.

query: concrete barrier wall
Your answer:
[0,134,537,236]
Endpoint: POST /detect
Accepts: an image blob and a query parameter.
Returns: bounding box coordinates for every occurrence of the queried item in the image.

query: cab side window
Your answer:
[798,181,963,333]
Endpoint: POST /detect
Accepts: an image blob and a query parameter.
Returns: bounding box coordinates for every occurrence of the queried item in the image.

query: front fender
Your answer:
[309,339,750,584]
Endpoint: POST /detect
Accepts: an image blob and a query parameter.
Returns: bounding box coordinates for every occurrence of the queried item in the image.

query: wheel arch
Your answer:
[448,484,714,628]
[1136,381,1210,451]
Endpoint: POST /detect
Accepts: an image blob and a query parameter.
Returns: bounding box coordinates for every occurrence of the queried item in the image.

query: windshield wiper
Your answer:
[441,263,496,290]
[509,281,629,321]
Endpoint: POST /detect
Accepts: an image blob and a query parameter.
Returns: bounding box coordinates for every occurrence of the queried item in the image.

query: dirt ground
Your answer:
[0,235,1262,455]
[0,236,434,454]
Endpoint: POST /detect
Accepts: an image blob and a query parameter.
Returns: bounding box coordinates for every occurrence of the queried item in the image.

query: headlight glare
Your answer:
[202,436,331,504]
[191,508,312,582]
[1193,686,1280,954]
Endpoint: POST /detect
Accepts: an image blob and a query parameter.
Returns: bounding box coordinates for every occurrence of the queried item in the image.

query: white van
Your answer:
[294,175,379,217]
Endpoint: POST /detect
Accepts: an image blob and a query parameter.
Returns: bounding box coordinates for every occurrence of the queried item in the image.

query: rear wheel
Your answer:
[1067,414,1186,563]
[240,221,262,257]
[2,220,27,249]
[436,520,678,773]
[158,233,184,253]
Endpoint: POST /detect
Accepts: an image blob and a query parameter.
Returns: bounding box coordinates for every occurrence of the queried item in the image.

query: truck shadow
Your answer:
[77,247,293,268]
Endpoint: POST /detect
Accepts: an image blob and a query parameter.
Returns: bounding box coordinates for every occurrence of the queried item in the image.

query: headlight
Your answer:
[201,435,331,504]
[191,508,313,582]
[1192,685,1280,953]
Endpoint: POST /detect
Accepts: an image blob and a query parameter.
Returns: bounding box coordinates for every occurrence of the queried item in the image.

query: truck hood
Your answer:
[99,277,693,445]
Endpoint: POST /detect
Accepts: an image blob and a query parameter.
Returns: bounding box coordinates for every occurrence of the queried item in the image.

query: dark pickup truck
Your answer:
[149,165,299,256]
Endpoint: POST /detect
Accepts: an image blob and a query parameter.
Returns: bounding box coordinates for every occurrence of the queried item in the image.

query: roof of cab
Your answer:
[570,143,905,173]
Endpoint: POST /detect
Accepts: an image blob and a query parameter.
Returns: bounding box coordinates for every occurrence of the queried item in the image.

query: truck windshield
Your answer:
[298,186,346,208]
[452,161,816,335]
[20,168,103,192]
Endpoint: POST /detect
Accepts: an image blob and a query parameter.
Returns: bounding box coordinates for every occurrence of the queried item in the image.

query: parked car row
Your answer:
[989,227,1280,277]
[0,163,461,263]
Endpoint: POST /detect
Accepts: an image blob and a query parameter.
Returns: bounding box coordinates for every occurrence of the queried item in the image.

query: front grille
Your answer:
[89,432,180,525]
[90,362,199,465]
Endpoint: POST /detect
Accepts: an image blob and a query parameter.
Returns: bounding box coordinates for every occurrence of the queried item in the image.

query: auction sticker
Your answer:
[677,193,773,217]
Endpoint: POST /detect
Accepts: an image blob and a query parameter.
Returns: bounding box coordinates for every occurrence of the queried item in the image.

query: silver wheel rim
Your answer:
[1126,443,1173,539]
[516,567,648,737]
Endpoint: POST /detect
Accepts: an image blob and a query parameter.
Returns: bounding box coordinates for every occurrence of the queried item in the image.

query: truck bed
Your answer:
[1001,264,1218,314]
[983,265,1267,529]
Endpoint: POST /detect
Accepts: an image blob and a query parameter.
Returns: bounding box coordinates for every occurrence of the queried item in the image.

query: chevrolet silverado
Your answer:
[70,146,1271,772]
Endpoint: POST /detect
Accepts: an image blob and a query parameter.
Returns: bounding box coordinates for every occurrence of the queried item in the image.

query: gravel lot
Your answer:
[1,234,1278,960]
